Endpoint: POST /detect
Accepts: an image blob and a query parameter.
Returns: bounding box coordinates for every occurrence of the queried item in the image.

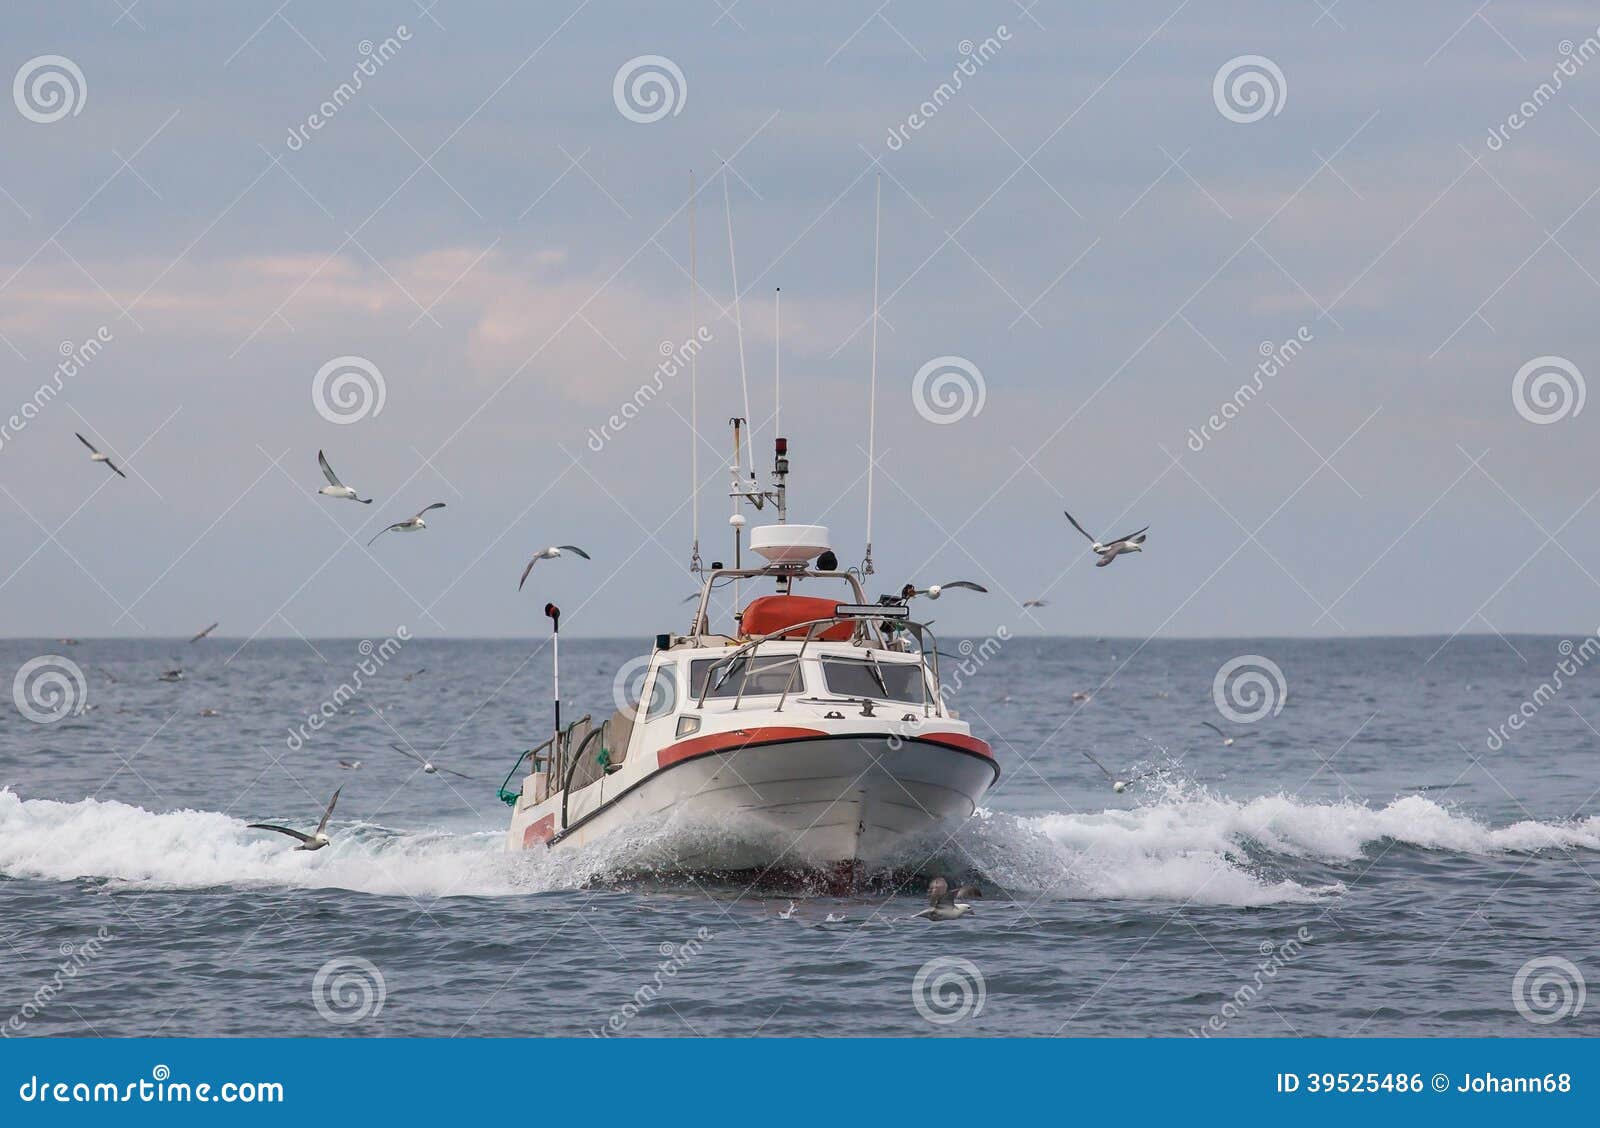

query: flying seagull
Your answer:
[316,451,372,504]
[389,742,475,779]
[884,580,987,605]
[188,621,219,644]
[75,432,126,479]
[913,876,982,921]
[247,787,341,851]
[1081,749,1152,794]
[1022,599,1050,608]
[1063,509,1148,567]
[368,502,445,546]
[1202,720,1257,748]
[518,545,592,590]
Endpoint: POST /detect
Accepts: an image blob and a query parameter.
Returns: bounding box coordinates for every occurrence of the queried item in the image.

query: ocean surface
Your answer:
[1,635,1596,1038]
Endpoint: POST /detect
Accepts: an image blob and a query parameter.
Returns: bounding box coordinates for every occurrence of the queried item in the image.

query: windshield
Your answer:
[691,655,803,699]
[820,656,925,702]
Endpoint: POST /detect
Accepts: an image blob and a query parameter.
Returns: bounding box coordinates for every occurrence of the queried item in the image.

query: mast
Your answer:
[863,174,881,577]
[689,170,702,574]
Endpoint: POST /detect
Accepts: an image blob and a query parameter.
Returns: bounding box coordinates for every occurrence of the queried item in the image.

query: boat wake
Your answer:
[2,783,1594,907]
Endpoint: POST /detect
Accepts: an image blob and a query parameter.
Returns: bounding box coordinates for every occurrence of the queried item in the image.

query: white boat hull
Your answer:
[508,730,997,872]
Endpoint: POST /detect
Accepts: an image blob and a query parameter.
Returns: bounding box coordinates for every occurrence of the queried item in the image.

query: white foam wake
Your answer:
[949,781,1600,907]
[3,784,1594,906]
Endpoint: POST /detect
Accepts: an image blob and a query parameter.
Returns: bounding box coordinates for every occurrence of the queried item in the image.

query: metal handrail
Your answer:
[561,722,608,831]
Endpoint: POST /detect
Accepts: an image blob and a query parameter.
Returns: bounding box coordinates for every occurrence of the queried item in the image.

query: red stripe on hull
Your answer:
[911,731,993,759]
[656,726,826,768]
[522,814,555,847]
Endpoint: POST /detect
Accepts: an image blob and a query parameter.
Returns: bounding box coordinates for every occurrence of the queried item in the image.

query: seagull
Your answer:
[824,912,845,923]
[777,901,798,920]
[518,545,592,590]
[75,432,126,479]
[1022,599,1050,608]
[368,502,445,546]
[1071,690,1091,703]
[884,580,987,605]
[316,451,372,504]
[247,787,341,852]
[157,669,184,682]
[1081,749,1151,794]
[389,742,475,779]
[188,621,219,644]
[199,708,220,717]
[913,876,982,921]
[1063,509,1148,567]
[1202,720,1257,748]
[338,759,363,770]
[402,668,426,682]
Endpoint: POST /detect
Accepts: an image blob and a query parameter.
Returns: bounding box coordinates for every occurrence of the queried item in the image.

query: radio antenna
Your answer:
[774,287,781,441]
[723,167,755,478]
[689,170,701,574]
[863,173,881,577]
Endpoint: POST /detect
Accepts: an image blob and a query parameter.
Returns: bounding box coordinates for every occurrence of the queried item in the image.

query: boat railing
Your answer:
[696,615,945,717]
[497,713,591,807]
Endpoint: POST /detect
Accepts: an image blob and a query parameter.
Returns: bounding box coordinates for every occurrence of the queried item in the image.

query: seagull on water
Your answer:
[338,759,363,770]
[389,742,475,779]
[368,502,446,546]
[157,669,183,682]
[518,545,592,590]
[316,451,372,504]
[1081,749,1152,794]
[913,876,982,921]
[1202,720,1257,748]
[777,901,798,920]
[1063,509,1148,567]
[75,433,126,479]
[247,787,341,851]
[188,622,219,644]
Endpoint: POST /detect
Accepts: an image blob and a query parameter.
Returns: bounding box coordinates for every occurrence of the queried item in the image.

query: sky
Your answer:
[2,0,1600,641]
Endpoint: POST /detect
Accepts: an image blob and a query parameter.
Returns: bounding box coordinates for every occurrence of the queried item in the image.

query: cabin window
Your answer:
[690,655,803,699]
[820,656,925,702]
[644,664,678,720]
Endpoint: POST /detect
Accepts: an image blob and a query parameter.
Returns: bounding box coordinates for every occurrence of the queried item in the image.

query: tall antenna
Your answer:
[774,287,781,441]
[863,173,881,577]
[723,167,755,478]
[689,170,701,574]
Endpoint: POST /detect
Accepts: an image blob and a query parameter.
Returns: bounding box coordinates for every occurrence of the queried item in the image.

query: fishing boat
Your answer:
[499,174,996,877]
[500,432,998,875]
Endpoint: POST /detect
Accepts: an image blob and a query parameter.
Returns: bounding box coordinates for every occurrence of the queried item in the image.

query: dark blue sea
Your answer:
[1,635,1596,1037]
